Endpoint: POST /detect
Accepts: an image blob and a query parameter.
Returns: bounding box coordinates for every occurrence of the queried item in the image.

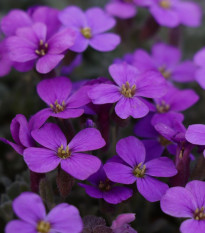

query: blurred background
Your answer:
[0,0,205,232]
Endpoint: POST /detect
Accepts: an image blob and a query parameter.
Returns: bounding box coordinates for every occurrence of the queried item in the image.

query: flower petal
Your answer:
[180,219,205,233]
[79,183,103,198]
[186,124,205,146]
[5,220,36,233]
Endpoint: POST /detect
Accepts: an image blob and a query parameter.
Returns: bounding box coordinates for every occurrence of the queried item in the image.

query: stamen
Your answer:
[159,136,171,147]
[194,207,205,220]
[121,81,136,98]
[133,162,146,178]
[50,100,66,113]
[156,100,170,113]
[159,67,171,79]
[57,145,71,159]
[98,178,111,191]
[35,40,49,56]
[36,221,51,233]
[160,0,171,9]
[81,27,92,39]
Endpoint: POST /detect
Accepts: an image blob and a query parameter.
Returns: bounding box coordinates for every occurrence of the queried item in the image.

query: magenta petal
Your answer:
[79,183,103,198]
[32,23,47,42]
[50,108,84,119]
[186,124,205,146]
[160,187,196,218]
[145,157,177,177]
[89,84,121,104]
[69,128,105,152]
[36,54,64,74]
[37,76,72,105]
[46,203,83,233]
[13,60,35,72]
[61,153,101,180]
[104,162,136,184]
[13,192,46,224]
[111,213,136,230]
[1,10,32,36]
[137,176,168,202]
[90,33,120,52]
[185,180,205,207]
[29,108,51,129]
[31,123,67,150]
[5,220,36,233]
[0,138,24,155]
[180,219,205,233]
[103,186,133,204]
[70,32,89,52]
[116,136,146,167]
[86,7,116,34]
[142,140,163,161]
[195,68,205,89]
[24,148,60,173]
[194,48,205,67]
[48,28,76,54]
[115,97,149,119]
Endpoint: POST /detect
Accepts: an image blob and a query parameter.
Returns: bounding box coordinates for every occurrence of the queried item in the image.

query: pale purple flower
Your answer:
[106,0,137,19]
[132,43,196,83]
[89,63,167,119]
[161,180,205,233]
[104,136,177,202]
[5,192,83,233]
[59,6,120,52]
[111,213,137,233]
[136,0,202,28]
[79,165,133,204]
[33,76,91,128]
[24,123,105,180]
[0,39,12,77]
[194,48,205,89]
[6,22,76,73]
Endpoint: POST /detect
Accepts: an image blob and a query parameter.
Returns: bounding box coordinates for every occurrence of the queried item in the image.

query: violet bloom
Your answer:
[6,22,76,73]
[194,48,205,89]
[89,63,167,119]
[24,123,105,180]
[136,0,202,28]
[59,6,120,52]
[6,192,83,233]
[161,180,205,233]
[0,114,38,155]
[111,213,137,233]
[132,43,196,83]
[104,136,177,202]
[79,165,133,204]
[33,76,91,128]
[106,0,137,19]
[0,39,12,77]
[186,124,205,157]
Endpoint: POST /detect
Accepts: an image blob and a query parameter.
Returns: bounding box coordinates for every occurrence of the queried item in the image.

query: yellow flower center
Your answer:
[194,207,205,220]
[121,81,136,98]
[159,67,171,79]
[57,145,71,159]
[160,0,171,9]
[81,27,92,39]
[156,100,170,113]
[36,221,51,233]
[50,100,66,113]
[98,178,111,191]
[133,162,146,178]
[35,40,48,56]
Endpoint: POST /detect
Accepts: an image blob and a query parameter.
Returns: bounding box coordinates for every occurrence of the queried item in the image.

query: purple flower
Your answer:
[5,192,83,233]
[0,114,38,155]
[160,180,205,233]
[132,43,196,83]
[111,213,137,233]
[185,124,205,157]
[0,39,12,77]
[106,0,137,19]
[104,136,177,202]
[24,123,105,180]
[194,48,205,89]
[6,22,76,73]
[59,6,120,52]
[79,165,133,204]
[32,76,91,128]
[89,63,167,119]
[137,0,202,28]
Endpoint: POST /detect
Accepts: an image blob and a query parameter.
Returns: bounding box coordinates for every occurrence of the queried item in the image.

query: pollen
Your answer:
[81,27,92,39]
[159,0,171,9]
[35,40,48,56]
[121,81,136,98]
[159,66,171,79]
[50,100,66,113]
[36,220,51,233]
[156,100,170,113]
[98,178,111,191]
[57,145,71,159]
[133,162,146,178]
[194,207,205,220]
